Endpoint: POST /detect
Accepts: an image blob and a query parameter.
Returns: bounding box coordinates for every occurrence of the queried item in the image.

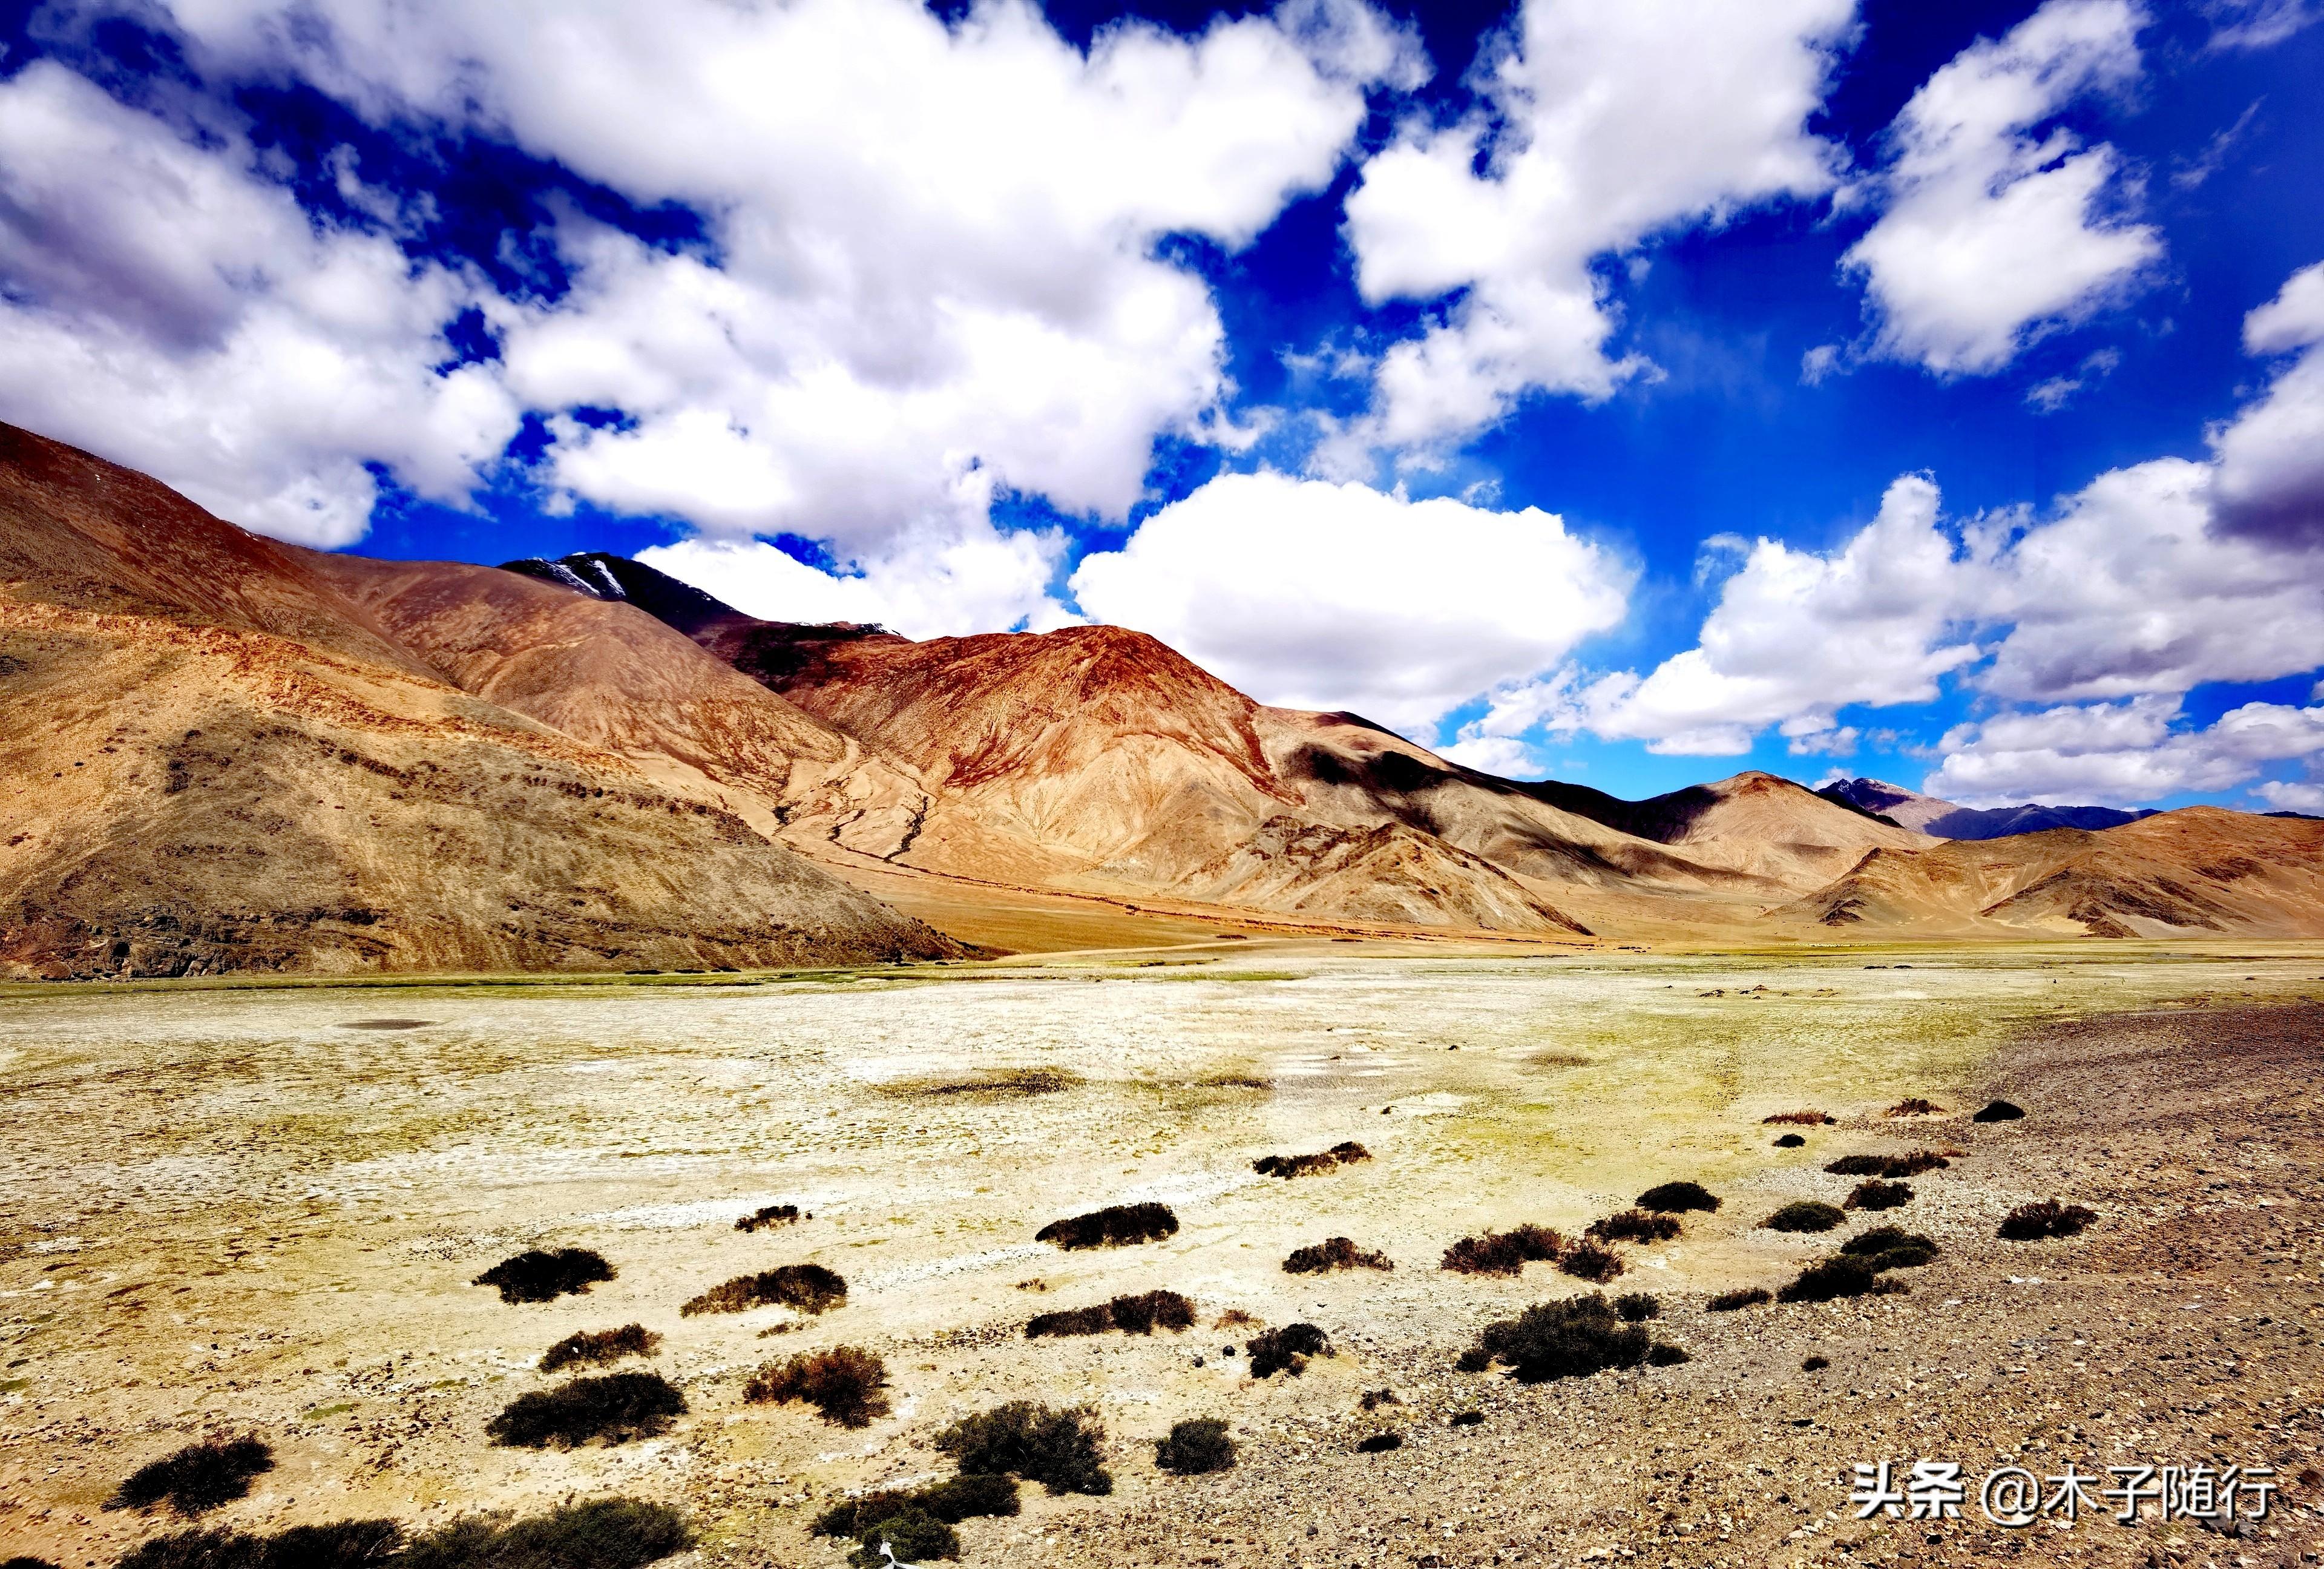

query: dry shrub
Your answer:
[894,1068,1080,1099]
[1802,1355,1830,1371]
[1448,1410,1485,1427]
[540,1324,660,1373]
[681,1263,846,1317]
[934,1403,1112,1496]
[1825,1150,1950,1178]
[1613,1292,1661,1322]
[1558,1240,1626,1283]
[1026,1290,1194,1338]
[1773,1133,1806,1148]
[400,1499,691,1569]
[842,1511,956,1567]
[1972,1099,2026,1123]
[1646,1343,1690,1366]
[1762,1111,1835,1125]
[1252,1142,1371,1179]
[735,1204,805,1233]
[1355,1432,1402,1453]
[1844,1180,1914,1212]
[1283,1237,1393,1274]
[487,1372,686,1448]
[116,1522,398,1569]
[1111,1289,1195,1334]
[1998,1199,2096,1241]
[1885,1097,1945,1117]
[1634,1182,1720,1214]
[1776,1255,1881,1303]
[1214,1308,1258,1328]
[473,1248,614,1304]
[744,1346,890,1428]
[812,1473,1018,1537]
[110,1436,274,1516]
[1359,1388,1401,1410]
[1154,1418,1236,1475]
[1035,1203,1178,1250]
[1839,1227,1939,1271]
[1705,1288,1770,1312]
[1023,1304,1112,1338]
[1761,1201,1846,1234]
[1247,1323,1331,1379]
[117,1503,690,1569]
[1466,1295,1659,1383]
[1586,1209,1681,1245]
[1440,1224,1563,1276]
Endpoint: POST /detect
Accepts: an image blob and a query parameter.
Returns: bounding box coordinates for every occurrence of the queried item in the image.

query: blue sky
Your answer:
[3,0,2322,810]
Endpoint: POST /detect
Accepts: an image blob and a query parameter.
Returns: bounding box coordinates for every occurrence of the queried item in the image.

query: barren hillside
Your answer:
[0,424,960,977]
[1775,807,2324,936]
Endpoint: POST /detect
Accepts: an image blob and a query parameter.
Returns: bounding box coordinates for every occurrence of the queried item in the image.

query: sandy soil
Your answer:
[3,944,2322,1568]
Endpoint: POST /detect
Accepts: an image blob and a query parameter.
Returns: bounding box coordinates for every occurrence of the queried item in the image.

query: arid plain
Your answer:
[5,942,2323,1568]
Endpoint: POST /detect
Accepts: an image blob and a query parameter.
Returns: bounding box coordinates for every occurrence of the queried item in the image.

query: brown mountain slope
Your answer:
[0,422,428,674]
[1253,708,1773,892]
[668,603,1980,933]
[1186,815,1589,933]
[692,617,1653,930]
[303,552,938,853]
[0,424,959,977]
[1529,769,1936,885]
[517,561,1774,906]
[1774,808,2324,937]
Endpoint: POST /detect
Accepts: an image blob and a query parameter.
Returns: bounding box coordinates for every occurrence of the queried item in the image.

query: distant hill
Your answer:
[1771,809,2324,938]
[1816,777,2158,840]
[1521,771,1930,887]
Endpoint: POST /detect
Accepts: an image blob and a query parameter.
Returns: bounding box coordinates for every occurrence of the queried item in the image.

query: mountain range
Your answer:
[5,422,2319,977]
[1814,777,2161,839]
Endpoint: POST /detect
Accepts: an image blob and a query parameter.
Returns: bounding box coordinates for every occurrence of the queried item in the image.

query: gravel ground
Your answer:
[1028,999,2324,1569]
[1,951,2320,1568]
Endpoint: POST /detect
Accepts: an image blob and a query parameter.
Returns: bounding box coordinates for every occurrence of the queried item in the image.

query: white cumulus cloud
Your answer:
[1068,471,1630,734]
[1559,256,2324,766]
[638,522,1075,642]
[1925,695,2324,806]
[1574,455,2324,757]
[1842,0,2162,375]
[2209,260,2324,548]
[0,62,517,545]
[1334,0,1853,456]
[1581,475,1984,754]
[2254,778,2324,812]
[140,0,1411,569]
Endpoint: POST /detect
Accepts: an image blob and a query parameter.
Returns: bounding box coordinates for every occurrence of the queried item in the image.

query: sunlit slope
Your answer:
[0,423,960,976]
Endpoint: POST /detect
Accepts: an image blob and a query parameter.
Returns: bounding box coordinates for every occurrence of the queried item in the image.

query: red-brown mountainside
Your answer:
[666,590,2324,940]
[303,553,937,846]
[692,610,1908,916]
[697,617,1649,930]
[1774,808,2324,937]
[0,424,959,977]
[10,428,2318,962]
[0,421,428,674]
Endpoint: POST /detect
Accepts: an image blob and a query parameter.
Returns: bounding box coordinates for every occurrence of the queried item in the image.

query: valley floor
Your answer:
[2,946,2321,1568]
